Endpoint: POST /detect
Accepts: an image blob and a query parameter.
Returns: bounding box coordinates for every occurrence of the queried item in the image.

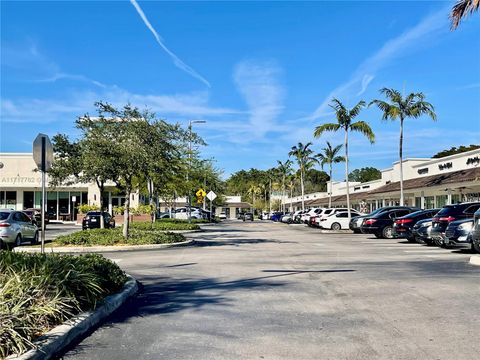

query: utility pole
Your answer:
[187,120,206,223]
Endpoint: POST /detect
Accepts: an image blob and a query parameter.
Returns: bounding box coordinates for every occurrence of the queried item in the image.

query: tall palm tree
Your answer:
[314,99,375,221]
[451,0,479,29]
[316,142,345,208]
[277,159,293,212]
[370,88,436,206]
[288,142,318,211]
[286,174,297,212]
[247,183,261,213]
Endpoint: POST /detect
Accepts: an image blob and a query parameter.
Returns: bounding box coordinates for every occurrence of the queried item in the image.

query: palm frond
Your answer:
[348,100,366,119]
[350,121,376,144]
[451,0,480,29]
[313,123,340,138]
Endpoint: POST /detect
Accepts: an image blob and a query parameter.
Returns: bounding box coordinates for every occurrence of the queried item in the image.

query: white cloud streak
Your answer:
[306,6,449,121]
[233,60,285,138]
[130,0,210,88]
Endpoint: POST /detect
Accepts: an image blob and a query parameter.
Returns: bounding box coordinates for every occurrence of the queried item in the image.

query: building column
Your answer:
[447,189,452,205]
[421,191,425,209]
[109,191,112,214]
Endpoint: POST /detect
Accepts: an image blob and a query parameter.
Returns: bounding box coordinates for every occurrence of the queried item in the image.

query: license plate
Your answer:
[91,218,97,222]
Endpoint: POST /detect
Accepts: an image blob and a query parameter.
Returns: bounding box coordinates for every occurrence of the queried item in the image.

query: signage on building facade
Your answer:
[466,156,480,165]
[438,162,452,171]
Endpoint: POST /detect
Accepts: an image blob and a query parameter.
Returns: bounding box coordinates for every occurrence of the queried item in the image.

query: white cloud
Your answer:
[233,59,285,138]
[130,0,210,88]
[305,6,449,121]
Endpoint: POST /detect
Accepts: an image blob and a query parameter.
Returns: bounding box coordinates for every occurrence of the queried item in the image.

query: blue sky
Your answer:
[1,1,479,180]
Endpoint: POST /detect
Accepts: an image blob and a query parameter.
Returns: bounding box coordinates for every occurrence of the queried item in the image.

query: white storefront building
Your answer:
[285,149,480,212]
[0,153,139,220]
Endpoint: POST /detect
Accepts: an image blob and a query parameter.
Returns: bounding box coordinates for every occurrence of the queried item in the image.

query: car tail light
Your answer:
[0,223,11,227]
[432,217,439,222]
[439,216,456,222]
[364,219,376,225]
[395,219,413,225]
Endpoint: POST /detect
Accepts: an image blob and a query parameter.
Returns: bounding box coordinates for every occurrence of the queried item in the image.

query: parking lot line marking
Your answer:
[403,249,447,253]
[111,258,123,263]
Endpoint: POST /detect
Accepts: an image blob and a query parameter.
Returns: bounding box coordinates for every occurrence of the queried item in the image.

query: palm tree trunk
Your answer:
[329,165,332,208]
[399,117,404,206]
[300,169,305,211]
[282,175,286,212]
[345,129,351,221]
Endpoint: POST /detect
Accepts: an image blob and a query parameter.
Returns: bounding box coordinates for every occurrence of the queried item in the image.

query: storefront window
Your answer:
[451,194,461,204]
[415,197,422,209]
[23,191,34,209]
[436,195,448,208]
[6,191,16,209]
[425,196,434,209]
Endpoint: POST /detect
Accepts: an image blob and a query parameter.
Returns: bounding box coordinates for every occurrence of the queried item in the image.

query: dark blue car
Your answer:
[270,212,284,222]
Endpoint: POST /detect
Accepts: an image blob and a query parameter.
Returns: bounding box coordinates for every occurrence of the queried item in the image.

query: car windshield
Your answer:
[436,206,456,216]
[0,212,10,220]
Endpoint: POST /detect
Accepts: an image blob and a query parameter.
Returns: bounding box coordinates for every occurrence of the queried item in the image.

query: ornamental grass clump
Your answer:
[0,252,127,358]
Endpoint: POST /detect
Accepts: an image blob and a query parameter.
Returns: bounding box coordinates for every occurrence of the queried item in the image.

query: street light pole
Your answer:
[187,120,206,223]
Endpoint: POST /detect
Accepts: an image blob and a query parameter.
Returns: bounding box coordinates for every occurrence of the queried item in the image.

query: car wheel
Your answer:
[15,234,22,247]
[472,239,480,254]
[382,226,393,239]
[433,238,443,247]
[407,236,416,243]
[331,222,341,231]
[31,231,39,245]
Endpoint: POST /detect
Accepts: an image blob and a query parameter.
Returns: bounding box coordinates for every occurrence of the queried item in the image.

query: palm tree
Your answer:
[277,159,293,212]
[288,142,318,211]
[451,0,479,29]
[286,174,297,212]
[247,183,261,213]
[314,99,375,221]
[316,142,345,208]
[370,88,436,206]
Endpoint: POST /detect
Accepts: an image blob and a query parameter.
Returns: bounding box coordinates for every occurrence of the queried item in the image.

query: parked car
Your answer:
[361,207,420,239]
[82,211,115,230]
[318,210,363,230]
[412,218,434,245]
[0,209,39,249]
[472,208,480,253]
[392,209,440,242]
[270,212,284,222]
[430,202,480,246]
[156,211,172,219]
[260,212,270,220]
[300,208,322,223]
[281,213,294,223]
[349,206,413,234]
[219,212,227,220]
[174,207,203,220]
[243,212,254,221]
[293,210,306,223]
[444,218,474,250]
[23,208,49,230]
[314,208,358,227]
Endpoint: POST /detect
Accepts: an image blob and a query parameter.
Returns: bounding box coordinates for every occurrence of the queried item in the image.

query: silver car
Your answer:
[0,209,39,249]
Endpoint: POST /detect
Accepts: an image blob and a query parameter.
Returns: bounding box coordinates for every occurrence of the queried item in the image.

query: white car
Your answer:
[219,212,227,220]
[281,213,294,223]
[174,207,202,220]
[318,211,363,230]
[300,208,325,224]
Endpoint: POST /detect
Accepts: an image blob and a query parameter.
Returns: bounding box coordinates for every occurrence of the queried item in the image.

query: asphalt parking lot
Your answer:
[61,220,479,360]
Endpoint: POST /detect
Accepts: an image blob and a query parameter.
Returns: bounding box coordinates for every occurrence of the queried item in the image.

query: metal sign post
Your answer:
[206,191,217,221]
[33,134,53,254]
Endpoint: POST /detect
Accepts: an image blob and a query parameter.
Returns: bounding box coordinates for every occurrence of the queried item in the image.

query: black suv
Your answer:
[430,202,480,246]
[392,209,440,242]
[361,207,420,239]
[349,206,413,234]
[82,211,115,230]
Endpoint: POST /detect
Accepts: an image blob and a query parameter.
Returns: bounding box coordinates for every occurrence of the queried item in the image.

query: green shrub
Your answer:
[157,218,211,224]
[0,252,127,358]
[77,204,99,214]
[56,228,185,246]
[131,204,154,215]
[131,221,200,231]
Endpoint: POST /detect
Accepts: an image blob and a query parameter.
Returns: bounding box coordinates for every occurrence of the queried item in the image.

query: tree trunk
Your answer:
[282,175,286,212]
[345,129,351,222]
[123,187,131,239]
[300,169,305,211]
[329,165,332,208]
[399,117,404,206]
[96,180,105,229]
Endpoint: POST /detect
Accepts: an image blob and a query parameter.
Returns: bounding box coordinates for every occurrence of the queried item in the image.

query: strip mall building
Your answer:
[285,149,480,212]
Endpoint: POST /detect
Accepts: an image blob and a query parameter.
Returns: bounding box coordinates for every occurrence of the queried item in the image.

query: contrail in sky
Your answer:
[130,0,211,88]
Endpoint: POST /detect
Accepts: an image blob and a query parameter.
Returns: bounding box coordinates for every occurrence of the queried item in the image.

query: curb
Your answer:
[7,275,138,360]
[469,255,480,266]
[15,239,195,253]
